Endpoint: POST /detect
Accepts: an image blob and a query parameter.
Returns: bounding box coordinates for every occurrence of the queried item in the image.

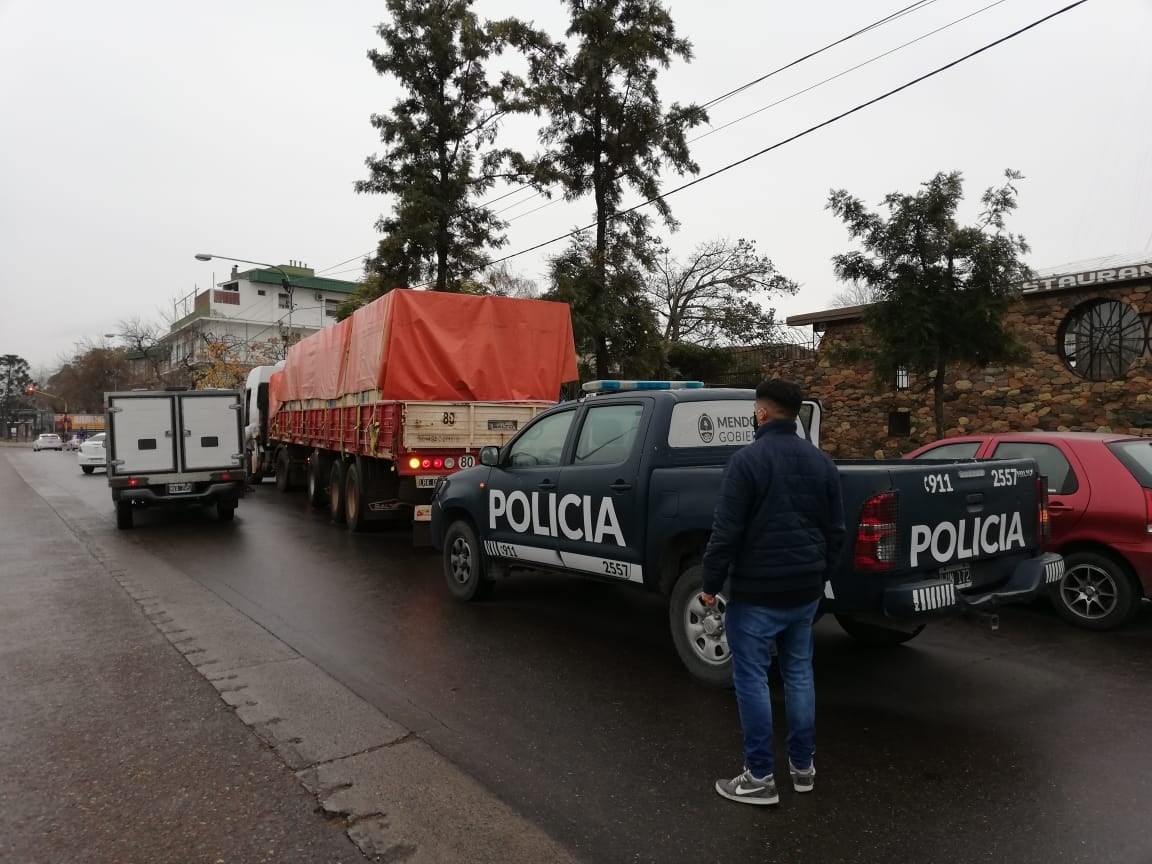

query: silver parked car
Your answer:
[33,433,63,452]
[77,433,107,474]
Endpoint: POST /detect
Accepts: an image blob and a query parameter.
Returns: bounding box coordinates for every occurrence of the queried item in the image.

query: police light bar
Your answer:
[582,380,705,393]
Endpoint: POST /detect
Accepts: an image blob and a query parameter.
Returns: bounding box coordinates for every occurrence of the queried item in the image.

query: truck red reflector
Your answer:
[854,491,898,571]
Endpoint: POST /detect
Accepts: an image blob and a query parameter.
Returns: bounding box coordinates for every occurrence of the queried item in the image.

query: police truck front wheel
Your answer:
[443,520,493,602]
[669,565,733,689]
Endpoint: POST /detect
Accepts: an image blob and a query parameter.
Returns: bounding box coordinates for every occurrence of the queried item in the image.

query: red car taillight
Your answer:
[854,491,898,571]
[1143,488,1152,535]
[1037,477,1051,544]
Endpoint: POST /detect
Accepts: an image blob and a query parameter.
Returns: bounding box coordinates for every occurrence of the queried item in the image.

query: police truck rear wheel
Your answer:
[443,520,493,602]
[329,461,347,525]
[669,565,733,689]
[835,614,924,645]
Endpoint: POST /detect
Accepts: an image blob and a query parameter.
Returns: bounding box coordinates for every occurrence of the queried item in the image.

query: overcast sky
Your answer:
[1,0,1149,372]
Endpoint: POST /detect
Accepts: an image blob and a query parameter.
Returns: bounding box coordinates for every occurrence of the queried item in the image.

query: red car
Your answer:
[906,432,1152,631]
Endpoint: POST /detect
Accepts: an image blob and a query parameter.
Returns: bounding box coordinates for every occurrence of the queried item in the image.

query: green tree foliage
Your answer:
[353,0,535,307]
[518,0,706,377]
[47,344,131,412]
[546,235,662,379]
[0,354,34,437]
[827,170,1032,438]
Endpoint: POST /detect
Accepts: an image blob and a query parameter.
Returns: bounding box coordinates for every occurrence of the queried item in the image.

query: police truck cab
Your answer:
[430,381,1062,686]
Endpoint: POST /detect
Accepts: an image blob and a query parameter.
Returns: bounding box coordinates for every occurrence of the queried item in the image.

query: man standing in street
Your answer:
[701,379,845,806]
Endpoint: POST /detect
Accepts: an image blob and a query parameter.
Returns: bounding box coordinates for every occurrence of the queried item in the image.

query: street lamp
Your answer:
[26,386,68,436]
[194,253,296,344]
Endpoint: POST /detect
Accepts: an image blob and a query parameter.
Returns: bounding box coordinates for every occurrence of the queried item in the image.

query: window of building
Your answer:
[1058,299,1145,381]
[991,442,1079,495]
[257,289,266,296]
[575,404,644,465]
[887,411,911,437]
[895,365,909,391]
[325,299,340,318]
[508,410,575,467]
[221,281,239,292]
[278,293,291,310]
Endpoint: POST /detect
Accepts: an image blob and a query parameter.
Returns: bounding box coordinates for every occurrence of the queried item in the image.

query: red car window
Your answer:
[991,442,1079,495]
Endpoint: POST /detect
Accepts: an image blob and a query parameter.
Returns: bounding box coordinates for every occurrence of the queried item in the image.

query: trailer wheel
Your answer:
[329,460,347,524]
[115,500,134,531]
[345,462,368,533]
[669,565,733,689]
[443,519,494,601]
[835,614,924,646]
[275,449,292,493]
[307,451,328,509]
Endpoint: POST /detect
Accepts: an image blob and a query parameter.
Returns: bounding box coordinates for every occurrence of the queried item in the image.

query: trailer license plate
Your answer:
[168,483,192,494]
[940,563,972,589]
[416,476,437,489]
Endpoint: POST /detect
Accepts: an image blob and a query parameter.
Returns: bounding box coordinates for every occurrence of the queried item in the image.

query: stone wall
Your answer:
[768,279,1152,458]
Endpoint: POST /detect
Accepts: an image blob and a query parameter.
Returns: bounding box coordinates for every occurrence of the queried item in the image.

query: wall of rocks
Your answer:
[766,279,1152,458]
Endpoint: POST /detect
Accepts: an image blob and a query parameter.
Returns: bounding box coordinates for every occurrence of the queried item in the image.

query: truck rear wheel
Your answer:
[329,460,347,525]
[669,565,732,688]
[115,500,134,530]
[443,519,493,601]
[307,451,328,510]
[345,463,367,533]
[275,449,292,493]
[835,614,924,646]
[217,500,236,523]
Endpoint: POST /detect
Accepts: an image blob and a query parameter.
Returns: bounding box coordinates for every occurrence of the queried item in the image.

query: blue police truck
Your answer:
[430,382,1063,686]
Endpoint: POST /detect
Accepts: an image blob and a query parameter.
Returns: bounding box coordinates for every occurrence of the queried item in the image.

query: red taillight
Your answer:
[854,491,898,571]
[421,458,431,469]
[1143,488,1152,535]
[432,458,443,469]
[128,478,139,487]
[219,472,231,481]
[1037,477,1052,544]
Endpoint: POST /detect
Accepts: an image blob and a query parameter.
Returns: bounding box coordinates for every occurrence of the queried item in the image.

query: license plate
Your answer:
[168,483,192,494]
[416,476,437,489]
[940,563,972,589]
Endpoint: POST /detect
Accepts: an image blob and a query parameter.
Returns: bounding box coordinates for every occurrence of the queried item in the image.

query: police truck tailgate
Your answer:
[881,457,1042,572]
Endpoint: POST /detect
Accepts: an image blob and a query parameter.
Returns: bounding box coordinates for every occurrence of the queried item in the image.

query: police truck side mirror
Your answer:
[480,446,500,467]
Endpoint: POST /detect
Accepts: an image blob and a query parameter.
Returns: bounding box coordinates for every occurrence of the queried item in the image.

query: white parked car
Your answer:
[77,433,107,474]
[33,433,63,451]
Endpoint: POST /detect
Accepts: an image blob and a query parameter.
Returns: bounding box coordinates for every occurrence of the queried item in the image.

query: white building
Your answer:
[164,261,359,369]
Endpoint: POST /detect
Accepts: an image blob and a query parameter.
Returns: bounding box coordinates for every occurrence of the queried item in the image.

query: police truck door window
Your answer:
[575,405,643,466]
[508,411,575,467]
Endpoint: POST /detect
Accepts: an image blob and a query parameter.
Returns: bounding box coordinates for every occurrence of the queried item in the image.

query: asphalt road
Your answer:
[13,448,1152,864]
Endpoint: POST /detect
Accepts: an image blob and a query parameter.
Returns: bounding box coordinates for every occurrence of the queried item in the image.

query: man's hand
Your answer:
[699,592,717,608]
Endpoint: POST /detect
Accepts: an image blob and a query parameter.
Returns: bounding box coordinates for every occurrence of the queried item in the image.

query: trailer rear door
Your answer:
[402,401,552,450]
[107,395,177,475]
[179,392,244,472]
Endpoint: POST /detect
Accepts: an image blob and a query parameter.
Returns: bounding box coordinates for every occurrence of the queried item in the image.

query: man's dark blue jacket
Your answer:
[701,419,846,604]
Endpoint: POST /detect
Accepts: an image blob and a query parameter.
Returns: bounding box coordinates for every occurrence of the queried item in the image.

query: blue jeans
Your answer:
[726,599,819,778]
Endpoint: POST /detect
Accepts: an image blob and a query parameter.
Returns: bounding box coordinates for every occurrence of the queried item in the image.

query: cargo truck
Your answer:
[243,289,579,534]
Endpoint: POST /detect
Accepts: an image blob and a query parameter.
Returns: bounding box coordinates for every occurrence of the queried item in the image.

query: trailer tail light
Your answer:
[421,458,431,469]
[408,457,420,470]
[1038,477,1052,544]
[854,491,898,571]
[432,458,443,469]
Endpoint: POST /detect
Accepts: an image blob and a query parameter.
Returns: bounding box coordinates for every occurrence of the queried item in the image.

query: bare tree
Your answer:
[647,238,796,348]
[830,281,877,308]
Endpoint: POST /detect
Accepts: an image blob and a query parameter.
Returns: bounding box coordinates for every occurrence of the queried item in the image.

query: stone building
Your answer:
[772,253,1152,459]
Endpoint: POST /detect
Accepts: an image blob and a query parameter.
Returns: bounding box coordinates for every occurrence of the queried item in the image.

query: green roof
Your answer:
[237,268,361,296]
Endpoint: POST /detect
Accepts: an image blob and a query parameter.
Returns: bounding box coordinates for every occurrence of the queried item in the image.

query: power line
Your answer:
[689,0,1012,145]
[316,0,949,275]
[409,0,1091,290]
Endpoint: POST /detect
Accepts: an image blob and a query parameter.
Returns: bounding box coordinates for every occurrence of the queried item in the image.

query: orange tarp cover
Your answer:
[275,290,577,404]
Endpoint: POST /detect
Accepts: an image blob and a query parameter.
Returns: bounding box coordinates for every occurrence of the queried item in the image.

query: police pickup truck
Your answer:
[429,381,1064,686]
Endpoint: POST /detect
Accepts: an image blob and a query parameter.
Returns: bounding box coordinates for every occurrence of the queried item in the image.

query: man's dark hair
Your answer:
[755,379,804,418]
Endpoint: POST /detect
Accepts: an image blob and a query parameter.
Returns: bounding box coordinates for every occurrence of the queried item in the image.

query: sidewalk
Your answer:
[0,457,365,863]
[0,452,580,864]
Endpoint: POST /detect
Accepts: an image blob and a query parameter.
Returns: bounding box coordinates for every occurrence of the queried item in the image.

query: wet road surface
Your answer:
[14,449,1152,864]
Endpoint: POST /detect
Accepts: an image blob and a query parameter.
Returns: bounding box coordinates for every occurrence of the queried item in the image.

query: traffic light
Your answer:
[25,385,35,395]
